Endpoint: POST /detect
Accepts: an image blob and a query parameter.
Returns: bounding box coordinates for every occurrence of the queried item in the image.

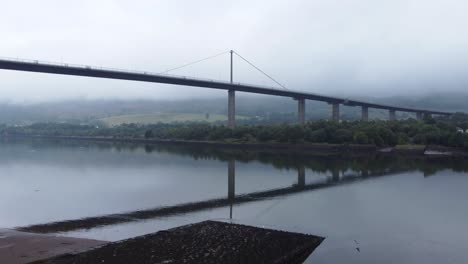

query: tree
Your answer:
[144,130,154,138]
[354,132,369,144]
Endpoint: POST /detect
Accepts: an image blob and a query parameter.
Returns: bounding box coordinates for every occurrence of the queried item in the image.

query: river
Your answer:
[1,138,467,263]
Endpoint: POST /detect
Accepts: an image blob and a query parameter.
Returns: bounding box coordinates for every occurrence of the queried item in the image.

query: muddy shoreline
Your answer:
[0,229,105,264]
[5,134,468,157]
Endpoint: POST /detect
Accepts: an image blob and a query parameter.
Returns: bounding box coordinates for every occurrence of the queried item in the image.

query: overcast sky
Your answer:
[1,0,468,103]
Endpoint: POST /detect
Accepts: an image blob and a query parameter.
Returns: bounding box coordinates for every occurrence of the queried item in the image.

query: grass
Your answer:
[99,113,249,126]
[394,144,426,150]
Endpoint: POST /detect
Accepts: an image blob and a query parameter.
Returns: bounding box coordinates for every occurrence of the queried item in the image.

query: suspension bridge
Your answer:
[0,51,453,127]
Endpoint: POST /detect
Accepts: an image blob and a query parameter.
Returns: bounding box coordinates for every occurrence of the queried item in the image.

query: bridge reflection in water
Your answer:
[17,143,466,235]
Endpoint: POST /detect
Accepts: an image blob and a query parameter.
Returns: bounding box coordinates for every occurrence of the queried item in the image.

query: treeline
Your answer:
[2,113,468,148]
[142,115,468,147]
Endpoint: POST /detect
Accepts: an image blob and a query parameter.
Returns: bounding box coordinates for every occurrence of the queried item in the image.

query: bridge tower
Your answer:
[228,50,236,128]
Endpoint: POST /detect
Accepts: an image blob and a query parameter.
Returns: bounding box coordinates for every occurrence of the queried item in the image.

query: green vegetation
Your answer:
[2,113,468,149]
[99,113,249,126]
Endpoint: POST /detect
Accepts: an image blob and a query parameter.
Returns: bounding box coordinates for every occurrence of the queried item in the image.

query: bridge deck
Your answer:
[0,58,452,115]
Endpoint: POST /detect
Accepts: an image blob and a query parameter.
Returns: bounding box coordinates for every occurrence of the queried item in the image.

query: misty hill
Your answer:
[1,93,467,125]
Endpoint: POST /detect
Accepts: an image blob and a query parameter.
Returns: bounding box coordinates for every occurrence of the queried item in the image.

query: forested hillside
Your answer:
[0,93,467,125]
[3,114,468,149]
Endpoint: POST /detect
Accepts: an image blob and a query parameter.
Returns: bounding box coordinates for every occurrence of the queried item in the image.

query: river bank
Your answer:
[4,134,468,157]
[0,229,105,264]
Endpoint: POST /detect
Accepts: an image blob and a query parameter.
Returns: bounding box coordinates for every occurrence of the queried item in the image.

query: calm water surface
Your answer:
[1,138,467,263]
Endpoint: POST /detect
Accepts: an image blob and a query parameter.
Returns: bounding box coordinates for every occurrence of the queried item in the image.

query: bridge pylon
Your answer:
[227,50,236,128]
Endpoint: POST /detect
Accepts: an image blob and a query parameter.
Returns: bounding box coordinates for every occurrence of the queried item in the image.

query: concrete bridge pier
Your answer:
[228,90,235,128]
[297,165,305,187]
[424,112,432,119]
[361,106,369,121]
[416,112,423,120]
[331,103,340,122]
[389,109,396,121]
[297,98,305,125]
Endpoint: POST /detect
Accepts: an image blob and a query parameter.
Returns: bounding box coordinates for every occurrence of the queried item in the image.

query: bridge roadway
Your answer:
[0,57,453,127]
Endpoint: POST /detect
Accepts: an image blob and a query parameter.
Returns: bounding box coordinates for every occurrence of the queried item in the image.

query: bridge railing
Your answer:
[0,56,285,89]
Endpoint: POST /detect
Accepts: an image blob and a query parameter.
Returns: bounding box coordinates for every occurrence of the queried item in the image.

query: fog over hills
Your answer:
[1,92,467,125]
[3,1,468,103]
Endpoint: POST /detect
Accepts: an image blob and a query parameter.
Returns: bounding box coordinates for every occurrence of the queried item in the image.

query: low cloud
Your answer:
[1,0,468,103]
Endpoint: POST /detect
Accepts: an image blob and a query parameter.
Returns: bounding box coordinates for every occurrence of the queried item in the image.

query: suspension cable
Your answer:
[159,50,230,74]
[233,51,289,91]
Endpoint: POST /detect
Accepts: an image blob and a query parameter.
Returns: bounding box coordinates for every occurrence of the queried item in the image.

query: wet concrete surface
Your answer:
[0,229,106,264]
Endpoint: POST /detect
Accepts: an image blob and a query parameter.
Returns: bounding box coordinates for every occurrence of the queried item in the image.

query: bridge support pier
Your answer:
[416,112,423,120]
[297,98,305,125]
[228,90,235,128]
[389,109,396,121]
[361,106,369,121]
[424,113,432,119]
[331,103,340,122]
[298,165,305,187]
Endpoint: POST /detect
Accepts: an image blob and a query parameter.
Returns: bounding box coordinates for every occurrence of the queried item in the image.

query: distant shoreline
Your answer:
[4,134,468,157]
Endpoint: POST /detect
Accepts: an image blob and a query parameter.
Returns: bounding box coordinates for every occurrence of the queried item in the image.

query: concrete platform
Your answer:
[0,229,106,264]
